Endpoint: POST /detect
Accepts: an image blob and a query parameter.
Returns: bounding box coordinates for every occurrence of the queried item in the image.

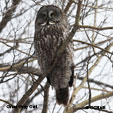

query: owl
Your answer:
[34,5,74,106]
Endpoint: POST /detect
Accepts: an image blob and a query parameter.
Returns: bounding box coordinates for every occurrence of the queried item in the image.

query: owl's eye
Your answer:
[49,11,56,18]
[40,13,47,19]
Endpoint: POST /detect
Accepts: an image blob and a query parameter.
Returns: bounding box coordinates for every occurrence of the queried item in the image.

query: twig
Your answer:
[0,0,21,33]
[73,39,113,55]
[78,76,113,89]
[86,56,91,106]
[79,25,113,30]
[0,98,14,106]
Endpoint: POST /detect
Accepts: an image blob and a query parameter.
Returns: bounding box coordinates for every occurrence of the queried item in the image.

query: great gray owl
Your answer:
[34,5,74,106]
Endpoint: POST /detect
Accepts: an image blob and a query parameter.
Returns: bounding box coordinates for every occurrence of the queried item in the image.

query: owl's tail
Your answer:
[56,87,69,106]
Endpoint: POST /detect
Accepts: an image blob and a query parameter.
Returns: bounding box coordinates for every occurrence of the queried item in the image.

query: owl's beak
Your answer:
[46,11,56,25]
[40,11,56,26]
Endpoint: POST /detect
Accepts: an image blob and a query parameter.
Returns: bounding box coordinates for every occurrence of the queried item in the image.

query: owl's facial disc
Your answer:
[36,5,63,26]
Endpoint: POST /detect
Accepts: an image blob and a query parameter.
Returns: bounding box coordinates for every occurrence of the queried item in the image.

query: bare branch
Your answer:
[64,0,73,13]
[0,98,14,106]
[0,0,21,33]
[41,82,50,113]
[79,25,113,30]
[78,76,113,89]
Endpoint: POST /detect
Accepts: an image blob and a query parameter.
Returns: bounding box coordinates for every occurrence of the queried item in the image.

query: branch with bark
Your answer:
[0,0,21,33]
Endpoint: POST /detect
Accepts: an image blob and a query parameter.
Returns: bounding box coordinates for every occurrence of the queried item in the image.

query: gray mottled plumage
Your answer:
[34,5,74,105]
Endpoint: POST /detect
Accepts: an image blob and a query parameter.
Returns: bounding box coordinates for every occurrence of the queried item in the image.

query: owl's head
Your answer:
[36,5,65,26]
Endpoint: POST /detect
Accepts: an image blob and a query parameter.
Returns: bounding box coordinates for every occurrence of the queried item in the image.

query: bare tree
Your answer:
[0,0,113,113]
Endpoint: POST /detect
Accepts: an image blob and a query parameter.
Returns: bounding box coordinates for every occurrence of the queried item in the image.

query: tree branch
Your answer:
[0,0,21,33]
[41,82,50,113]
[73,39,113,55]
[79,25,113,30]
[0,98,14,106]
[78,76,113,89]
[64,0,73,13]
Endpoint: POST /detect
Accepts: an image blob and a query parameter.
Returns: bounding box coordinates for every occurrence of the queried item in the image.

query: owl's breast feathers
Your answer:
[34,24,73,83]
[35,24,67,52]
